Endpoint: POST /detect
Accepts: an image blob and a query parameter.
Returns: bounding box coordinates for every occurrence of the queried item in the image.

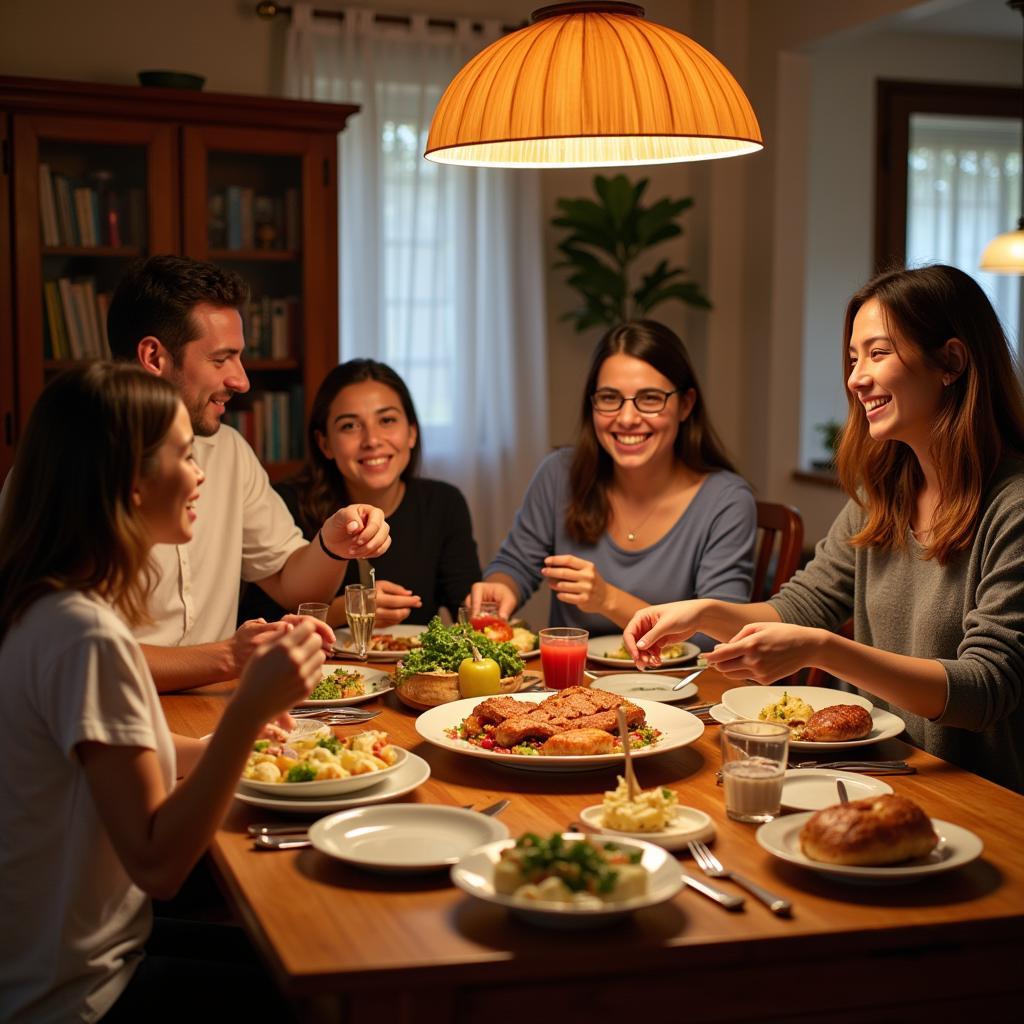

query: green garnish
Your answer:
[253,740,270,752]
[395,616,523,681]
[316,735,342,754]
[286,763,318,783]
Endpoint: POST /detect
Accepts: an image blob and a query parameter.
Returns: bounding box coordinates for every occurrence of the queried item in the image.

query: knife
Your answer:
[680,870,746,910]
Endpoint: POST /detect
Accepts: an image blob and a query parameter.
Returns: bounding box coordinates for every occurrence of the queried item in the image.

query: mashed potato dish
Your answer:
[601,777,678,832]
[242,729,398,785]
[759,692,815,728]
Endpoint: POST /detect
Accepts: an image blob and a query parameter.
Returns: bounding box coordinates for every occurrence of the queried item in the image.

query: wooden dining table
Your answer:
[161,662,1024,1023]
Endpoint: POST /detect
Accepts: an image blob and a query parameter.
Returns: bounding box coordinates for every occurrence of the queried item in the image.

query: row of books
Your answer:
[208,187,301,252]
[223,386,305,464]
[38,165,145,249]
[241,296,301,360]
[43,277,112,360]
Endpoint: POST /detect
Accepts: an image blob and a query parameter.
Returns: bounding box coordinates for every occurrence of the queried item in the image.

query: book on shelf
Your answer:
[212,186,301,252]
[44,276,113,360]
[39,168,140,249]
[241,295,299,359]
[223,386,305,464]
[38,164,60,246]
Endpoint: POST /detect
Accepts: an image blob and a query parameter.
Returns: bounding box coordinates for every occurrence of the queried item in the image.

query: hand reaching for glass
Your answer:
[468,579,518,620]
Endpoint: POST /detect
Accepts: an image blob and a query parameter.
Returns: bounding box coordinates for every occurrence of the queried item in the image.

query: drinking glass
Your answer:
[538,627,589,690]
[297,602,329,622]
[344,585,377,661]
[720,721,789,823]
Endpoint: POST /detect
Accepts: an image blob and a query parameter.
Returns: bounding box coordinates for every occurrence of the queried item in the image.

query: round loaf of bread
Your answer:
[799,794,938,866]
[797,704,872,742]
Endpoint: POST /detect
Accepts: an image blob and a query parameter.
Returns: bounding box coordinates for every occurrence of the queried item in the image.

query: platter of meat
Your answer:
[334,623,425,662]
[414,688,705,772]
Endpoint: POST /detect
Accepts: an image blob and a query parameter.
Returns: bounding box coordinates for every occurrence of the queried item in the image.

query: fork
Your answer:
[687,840,792,916]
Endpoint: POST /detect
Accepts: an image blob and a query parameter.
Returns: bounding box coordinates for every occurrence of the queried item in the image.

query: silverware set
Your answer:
[688,840,792,916]
[789,759,915,774]
[288,707,381,725]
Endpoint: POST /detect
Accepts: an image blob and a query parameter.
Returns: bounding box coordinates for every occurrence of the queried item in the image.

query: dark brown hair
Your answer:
[836,264,1024,564]
[107,254,249,365]
[291,360,422,533]
[0,363,180,641]
[566,320,736,544]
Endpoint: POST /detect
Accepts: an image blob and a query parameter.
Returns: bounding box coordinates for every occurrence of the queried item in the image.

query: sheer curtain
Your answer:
[284,4,549,564]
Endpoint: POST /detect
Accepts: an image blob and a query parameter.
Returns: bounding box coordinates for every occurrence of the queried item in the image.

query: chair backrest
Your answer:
[753,501,804,599]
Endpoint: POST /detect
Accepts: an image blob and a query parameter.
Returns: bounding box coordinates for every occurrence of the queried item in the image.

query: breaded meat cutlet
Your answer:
[540,729,615,756]
[472,696,540,725]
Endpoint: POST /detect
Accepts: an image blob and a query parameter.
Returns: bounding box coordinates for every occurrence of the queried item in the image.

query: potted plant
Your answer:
[812,419,843,472]
[552,174,710,332]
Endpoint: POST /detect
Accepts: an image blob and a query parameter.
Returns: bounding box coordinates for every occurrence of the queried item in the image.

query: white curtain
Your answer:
[284,4,549,565]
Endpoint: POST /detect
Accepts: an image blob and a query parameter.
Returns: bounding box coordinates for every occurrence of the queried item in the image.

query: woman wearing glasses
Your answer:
[470,320,755,642]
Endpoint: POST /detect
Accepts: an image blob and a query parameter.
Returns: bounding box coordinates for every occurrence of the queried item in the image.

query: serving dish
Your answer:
[587,634,699,668]
[577,804,715,851]
[238,747,407,798]
[233,751,430,814]
[415,693,704,772]
[450,833,683,928]
[722,685,873,719]
[309,805,509,873]
[395,670,524,711]
[756,812,983,883]
[334,623,425,662]
[297,665,393,707]
[709,702,906,751]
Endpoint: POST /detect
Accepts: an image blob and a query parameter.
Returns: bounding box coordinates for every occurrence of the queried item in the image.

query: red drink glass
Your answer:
[539,627,589,690]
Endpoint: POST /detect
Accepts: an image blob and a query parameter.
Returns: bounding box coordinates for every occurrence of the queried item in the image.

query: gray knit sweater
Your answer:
[769,460,1024,793]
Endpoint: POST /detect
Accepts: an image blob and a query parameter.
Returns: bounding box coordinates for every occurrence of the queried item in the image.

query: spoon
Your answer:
[617,706,639,802]
[837,779,850,804]
[672,666,706,691]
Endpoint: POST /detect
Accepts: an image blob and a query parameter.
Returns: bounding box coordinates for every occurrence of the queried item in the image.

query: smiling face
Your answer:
[164,303,250,436]
[591,353,693,473]
[847,298,948,453]
[316,380,418,501]
[134,402,204,545]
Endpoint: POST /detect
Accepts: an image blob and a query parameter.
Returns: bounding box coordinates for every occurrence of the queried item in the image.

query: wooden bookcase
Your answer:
[0,75,358,479]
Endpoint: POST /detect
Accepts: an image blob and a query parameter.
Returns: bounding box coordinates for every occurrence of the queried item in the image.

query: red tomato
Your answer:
[469,614,513,643]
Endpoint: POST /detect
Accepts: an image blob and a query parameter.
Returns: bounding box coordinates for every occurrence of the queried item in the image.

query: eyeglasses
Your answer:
[590,388,678,414]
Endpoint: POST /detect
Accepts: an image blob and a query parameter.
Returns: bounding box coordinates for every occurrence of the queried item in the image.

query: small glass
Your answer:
[344,585,377,661]
[720,721,789,823]
[297,602,329,622]
[539,627,589,690]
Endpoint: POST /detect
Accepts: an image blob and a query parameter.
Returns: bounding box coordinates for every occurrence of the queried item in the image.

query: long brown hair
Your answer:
[566,320,735,544]
[0,363,180,641]
[292,360,422,533]
[836,264,1024,564]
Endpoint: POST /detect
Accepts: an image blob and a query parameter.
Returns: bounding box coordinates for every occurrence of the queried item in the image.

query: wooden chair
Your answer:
[753,501,804,599]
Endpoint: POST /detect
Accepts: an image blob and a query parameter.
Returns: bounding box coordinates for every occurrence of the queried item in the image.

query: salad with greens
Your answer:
[395,616,524,682]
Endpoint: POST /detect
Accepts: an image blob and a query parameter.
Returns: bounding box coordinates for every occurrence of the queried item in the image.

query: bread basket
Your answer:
[395,670,524,712]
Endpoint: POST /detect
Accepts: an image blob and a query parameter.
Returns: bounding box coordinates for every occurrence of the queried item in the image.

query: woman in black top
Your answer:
[241,360,481,626]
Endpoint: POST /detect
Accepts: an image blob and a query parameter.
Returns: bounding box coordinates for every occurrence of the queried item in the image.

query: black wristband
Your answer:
[317,529,346,561]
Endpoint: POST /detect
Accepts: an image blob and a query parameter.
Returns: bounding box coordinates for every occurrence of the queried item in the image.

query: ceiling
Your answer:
[892,0,1020,40]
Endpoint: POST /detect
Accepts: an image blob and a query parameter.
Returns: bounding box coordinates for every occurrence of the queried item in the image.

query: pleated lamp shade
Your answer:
[424,2,763,168]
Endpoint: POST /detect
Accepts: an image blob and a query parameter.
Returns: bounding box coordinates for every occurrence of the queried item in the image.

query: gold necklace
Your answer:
[613,497,658,543]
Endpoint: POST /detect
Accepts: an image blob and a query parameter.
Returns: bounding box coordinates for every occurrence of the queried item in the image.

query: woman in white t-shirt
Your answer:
[0,363,327,1022]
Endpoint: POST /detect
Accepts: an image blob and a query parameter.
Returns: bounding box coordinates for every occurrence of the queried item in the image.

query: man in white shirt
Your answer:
[107,255,389,692]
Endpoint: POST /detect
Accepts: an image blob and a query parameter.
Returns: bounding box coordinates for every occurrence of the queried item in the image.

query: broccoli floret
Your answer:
[286,762,318,783]
[316,735,342,754]
[253,739,270,752]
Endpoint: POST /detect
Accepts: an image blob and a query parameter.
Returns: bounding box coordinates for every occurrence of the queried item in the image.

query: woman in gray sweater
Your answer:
[624,266,1024,792]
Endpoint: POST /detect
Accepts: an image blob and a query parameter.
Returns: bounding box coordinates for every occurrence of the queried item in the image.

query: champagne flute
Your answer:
[345,584,376,661]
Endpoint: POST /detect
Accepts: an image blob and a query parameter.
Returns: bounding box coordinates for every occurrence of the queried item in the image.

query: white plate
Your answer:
[451,833,683,928]
[578,804,715,851]
[309,805,509,873]
[756,812,983,883]
[415,693,705,772]
[335,623,425,662]
[297,665,393,707]
[722,684,874,720]
[590,672,698,703]
[709,703,905,751]
[781,769,893,811]
[587,634,699,668]
[233,751,430,814]
[239,747,407,798]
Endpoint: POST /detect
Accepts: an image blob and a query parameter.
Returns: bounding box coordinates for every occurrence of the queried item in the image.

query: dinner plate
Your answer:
[334,623,424,662]
[239,748,407,798]
[451,833,683,928]
[756,812,983,883]
[415,693,705,772]
[590,672,698,703]
[587,634,699,668]
[309,805,509,873]
[708,703,905,751]
[781,769,893,811]
[722,685,873,720]
[578,804,715,851]
[297,665,393,707]
[233,751,430,814]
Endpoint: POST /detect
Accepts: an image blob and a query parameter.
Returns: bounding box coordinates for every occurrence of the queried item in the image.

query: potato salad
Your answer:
[601,777,678,832]
[242,729,398,785]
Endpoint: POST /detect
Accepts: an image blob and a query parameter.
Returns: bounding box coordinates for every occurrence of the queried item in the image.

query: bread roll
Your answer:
[800,794,938,866]
[797,704,872,742]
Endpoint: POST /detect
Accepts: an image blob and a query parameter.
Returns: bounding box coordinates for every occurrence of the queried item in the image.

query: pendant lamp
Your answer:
[424,2,763,168]
[980,0,1024,273]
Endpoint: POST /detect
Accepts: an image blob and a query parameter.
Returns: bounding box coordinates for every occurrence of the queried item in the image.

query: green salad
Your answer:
[395,616,523,682]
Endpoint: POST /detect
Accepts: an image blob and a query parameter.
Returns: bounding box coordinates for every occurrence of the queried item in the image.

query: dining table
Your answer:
[161,660,1024,1024]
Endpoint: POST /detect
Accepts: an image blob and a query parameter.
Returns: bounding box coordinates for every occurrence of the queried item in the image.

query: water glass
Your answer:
[720,721,789,823]
[344,585,377,660]
[297,602,329,622]
[539,627,589,690]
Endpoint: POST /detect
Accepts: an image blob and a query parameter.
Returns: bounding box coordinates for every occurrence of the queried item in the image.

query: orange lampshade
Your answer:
[425,2,763,168]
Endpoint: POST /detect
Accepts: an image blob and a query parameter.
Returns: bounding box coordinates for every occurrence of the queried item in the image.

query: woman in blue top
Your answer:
[470,320,756,640]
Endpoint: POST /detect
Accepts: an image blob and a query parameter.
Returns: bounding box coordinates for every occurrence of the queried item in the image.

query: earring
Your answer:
[943,375,953,386]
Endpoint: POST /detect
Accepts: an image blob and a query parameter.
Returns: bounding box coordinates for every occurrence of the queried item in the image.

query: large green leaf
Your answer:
[636,281,712,315]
